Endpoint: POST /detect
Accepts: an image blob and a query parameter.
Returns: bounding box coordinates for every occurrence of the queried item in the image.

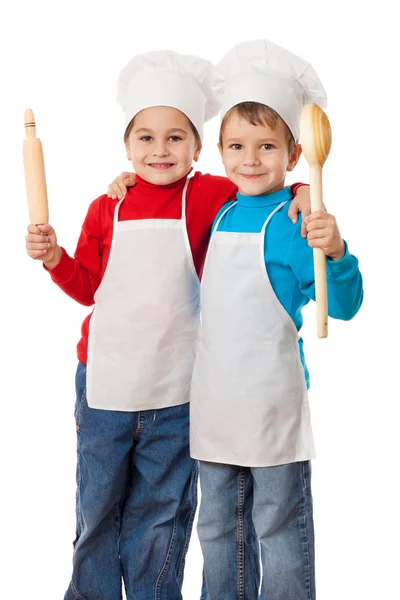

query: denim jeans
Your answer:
[64,362,198,600]
[197,460,315,600]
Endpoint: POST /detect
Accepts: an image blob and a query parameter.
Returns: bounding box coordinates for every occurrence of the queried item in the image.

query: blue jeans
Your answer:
[64,362,198,600]
[198,461,315,600]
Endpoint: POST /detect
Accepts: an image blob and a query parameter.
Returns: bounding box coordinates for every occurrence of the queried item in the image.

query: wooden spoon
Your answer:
[300,103,332,338]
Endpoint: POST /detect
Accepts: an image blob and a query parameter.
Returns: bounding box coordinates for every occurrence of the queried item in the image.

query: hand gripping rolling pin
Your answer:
[23,109,49,225]
[300,103,332,338]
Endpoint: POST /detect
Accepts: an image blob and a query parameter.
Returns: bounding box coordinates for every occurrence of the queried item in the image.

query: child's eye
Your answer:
[169,136,182,142]
[229,144,243,150]
[261,143,274,150]
[140,136,153,142]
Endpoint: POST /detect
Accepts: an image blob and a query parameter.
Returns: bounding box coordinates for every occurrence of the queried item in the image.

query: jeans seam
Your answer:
[75,452,83,547]
[114,500,121,551]
[237,468,246,600]
[133,411,141,440]
[71,579,88,600]
[177,464,198,583]
[74,383,84,554]
[154,498,189,600]
[75,383,86,431]
[299,461,313,600]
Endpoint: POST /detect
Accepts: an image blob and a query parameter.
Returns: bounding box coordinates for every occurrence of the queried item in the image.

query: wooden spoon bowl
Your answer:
[300,103,332,168]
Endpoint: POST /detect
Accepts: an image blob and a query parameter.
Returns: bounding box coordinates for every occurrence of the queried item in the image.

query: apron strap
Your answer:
[180,175,198,281]
[260,200,289,270]
[113,196,125,226]
[114,175,191,226]
[201,201,237,281]
[107,196,126,257]
[213,201,237,233]
[181,176,191,225]
[260,200,289,236]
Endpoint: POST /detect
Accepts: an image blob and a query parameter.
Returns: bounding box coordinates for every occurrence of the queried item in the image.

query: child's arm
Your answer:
[304,210,345,261]
[106,173,311,237]
[25,199,104,306]
[288,184,323,239]
[288,211,363,320]
[108,172,136,199]
[26,223,62,267]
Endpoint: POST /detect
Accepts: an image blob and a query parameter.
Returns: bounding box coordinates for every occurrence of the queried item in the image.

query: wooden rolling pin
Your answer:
[23,109,49,225]
[300,103,332,338]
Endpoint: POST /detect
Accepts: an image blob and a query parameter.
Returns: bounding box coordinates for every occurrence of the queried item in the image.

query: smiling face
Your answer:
[125,106,202,185]
[219,104,301,196]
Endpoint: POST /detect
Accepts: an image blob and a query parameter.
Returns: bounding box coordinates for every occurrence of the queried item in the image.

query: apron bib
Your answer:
[190,200,315,467]
[87,177,200,411]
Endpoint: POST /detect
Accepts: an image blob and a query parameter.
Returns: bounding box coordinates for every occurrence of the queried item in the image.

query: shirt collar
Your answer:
[236,186,293,208]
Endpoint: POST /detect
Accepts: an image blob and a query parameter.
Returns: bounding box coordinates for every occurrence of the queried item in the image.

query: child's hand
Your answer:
[107,172,136,199]
[288,186,326,238]
[305,211,345,261]
[26,224,62,269]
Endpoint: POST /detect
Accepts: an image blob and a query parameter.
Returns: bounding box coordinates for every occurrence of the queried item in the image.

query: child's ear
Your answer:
[287,144,302,172]
[217,143,223,157]
[125,141,131,161]
[193,144,202,162]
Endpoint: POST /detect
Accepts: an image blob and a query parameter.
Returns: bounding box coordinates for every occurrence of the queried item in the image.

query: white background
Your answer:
[1,1,398,598]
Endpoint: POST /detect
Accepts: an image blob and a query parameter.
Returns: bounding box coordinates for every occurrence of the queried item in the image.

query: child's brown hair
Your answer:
[219,102,295,154]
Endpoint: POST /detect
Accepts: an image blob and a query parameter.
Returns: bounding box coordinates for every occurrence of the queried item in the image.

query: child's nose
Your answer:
[152,143,169,156]
[243,152,260,166]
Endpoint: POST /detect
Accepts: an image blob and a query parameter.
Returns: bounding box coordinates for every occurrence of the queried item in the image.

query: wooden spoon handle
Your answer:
[310,165,328,338]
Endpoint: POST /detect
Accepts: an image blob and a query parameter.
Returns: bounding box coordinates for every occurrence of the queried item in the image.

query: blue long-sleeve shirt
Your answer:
[211,186,363,388]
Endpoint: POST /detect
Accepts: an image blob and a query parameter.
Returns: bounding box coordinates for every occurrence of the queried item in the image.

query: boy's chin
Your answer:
[138,167,178,185]
[238,183,271,196]
[237,178,284,197]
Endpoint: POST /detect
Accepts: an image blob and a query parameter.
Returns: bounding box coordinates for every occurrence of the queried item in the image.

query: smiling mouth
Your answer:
[148,163,175,169]
[240,174,265,179]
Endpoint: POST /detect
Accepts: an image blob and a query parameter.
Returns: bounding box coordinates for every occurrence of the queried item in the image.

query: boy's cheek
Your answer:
[222,157,236,171]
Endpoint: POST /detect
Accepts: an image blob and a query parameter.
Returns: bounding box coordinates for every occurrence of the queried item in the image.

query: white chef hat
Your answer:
[117,50,224,142]
[217,39,327,142]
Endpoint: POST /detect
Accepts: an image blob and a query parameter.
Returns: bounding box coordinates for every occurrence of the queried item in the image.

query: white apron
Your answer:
[87,177,200,411]
[190,200,315,467]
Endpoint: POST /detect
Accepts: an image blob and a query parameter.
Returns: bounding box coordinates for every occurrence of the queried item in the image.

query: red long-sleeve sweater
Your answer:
[48,171,304,363]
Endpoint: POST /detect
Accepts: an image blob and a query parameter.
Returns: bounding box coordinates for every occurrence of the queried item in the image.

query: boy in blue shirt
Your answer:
[190,40,363,600]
